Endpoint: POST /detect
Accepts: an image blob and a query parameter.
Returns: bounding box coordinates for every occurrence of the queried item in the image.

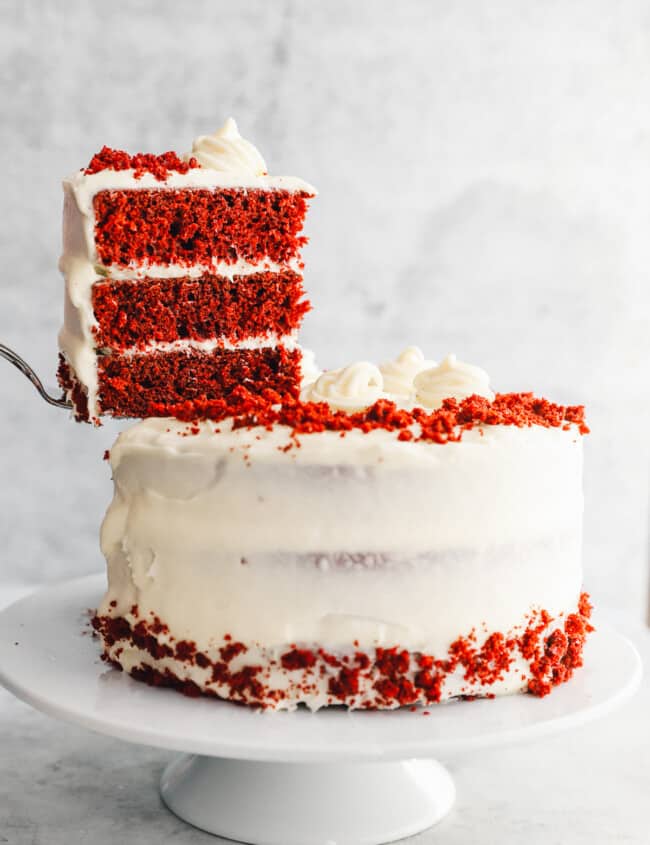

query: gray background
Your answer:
[0,0,648,622]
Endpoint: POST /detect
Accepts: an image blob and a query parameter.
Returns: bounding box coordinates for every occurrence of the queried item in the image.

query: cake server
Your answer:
[0,342,71,409]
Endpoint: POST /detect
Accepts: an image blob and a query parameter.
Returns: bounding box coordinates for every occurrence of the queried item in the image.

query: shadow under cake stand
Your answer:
[0,574,642,845]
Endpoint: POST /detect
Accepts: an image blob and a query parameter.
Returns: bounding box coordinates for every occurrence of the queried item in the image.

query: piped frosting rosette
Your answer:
[301,351,495,415]
[187,118,268,176]
[414,354,494,410]
[302,362,386,412]
[379,346,436,400]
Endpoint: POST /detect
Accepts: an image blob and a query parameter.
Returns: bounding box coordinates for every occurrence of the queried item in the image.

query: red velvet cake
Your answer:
[92,353,591,711]
[57,119,316,423]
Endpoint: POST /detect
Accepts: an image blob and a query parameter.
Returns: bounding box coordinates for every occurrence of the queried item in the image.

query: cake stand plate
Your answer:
[0,575,642,845]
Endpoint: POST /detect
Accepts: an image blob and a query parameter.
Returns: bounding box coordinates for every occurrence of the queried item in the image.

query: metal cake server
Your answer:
[0,342,72,409]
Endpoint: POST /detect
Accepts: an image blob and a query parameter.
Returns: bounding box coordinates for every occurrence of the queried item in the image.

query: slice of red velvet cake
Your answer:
[58,119,316,422]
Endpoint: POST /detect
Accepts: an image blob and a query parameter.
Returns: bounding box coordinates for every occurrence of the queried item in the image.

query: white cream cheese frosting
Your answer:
[379,346,436,399]
[188,118,268,176]
[414,353,495,409]
[301,362,386,411]
[299,350,494,413]
[97,415,585,710]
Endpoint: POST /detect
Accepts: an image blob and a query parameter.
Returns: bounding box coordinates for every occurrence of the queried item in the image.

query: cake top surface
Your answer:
[71,118,316,197]
[108,404,586,470]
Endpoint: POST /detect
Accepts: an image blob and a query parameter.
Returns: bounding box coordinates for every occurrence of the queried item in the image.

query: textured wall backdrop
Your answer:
[0,1,648,618]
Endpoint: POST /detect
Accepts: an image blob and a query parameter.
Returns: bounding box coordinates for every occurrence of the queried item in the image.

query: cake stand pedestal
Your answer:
[0,575,642,845]
[161,757,454,844]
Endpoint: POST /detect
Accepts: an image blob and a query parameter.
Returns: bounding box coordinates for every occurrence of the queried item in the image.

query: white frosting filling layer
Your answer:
[93,257,305,282]
[115,333,299,357]
[99,419,584,659]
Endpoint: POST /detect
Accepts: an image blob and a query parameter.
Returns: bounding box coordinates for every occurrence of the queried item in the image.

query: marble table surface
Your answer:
[1,586,648,845]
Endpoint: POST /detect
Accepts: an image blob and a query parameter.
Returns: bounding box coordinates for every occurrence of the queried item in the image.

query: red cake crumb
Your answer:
[97,347,301,418]
[153,387,589,444]
[93,188,312,267]
[175,640,197,661]
[84,146,200,180]
[220,642,247,663]
[92,272,309,351]
[315,650,339,670]
[527,601,594,697]
[91,593,593,709]
[578,593,593,618]
[329,666,363,699]
[281,648,317,671]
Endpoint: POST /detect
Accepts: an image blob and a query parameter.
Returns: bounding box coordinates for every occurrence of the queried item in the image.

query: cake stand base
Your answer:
[160,755,455,845]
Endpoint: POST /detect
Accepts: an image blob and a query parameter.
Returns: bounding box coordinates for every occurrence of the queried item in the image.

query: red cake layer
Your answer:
[93,188,312,267]
[91,594,593,710]
[95,346,301,418]
[92,271,310,352]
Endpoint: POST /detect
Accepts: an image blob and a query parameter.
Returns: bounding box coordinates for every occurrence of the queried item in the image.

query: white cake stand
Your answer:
[0,575,642,845]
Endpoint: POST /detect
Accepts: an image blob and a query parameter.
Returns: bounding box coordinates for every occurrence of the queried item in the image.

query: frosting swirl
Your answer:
[414,354,494,409]
[303,362,384,412]
[379,346,436,399]
[189,118,268,176]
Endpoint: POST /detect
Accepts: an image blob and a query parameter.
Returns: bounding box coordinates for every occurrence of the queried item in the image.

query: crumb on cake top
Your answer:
[84,147,200,180]
[148,387,589,446]
[83,118,275,181]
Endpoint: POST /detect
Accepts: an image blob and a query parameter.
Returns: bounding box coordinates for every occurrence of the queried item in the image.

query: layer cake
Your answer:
[58,119,315,422]
[93,352,592,710]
